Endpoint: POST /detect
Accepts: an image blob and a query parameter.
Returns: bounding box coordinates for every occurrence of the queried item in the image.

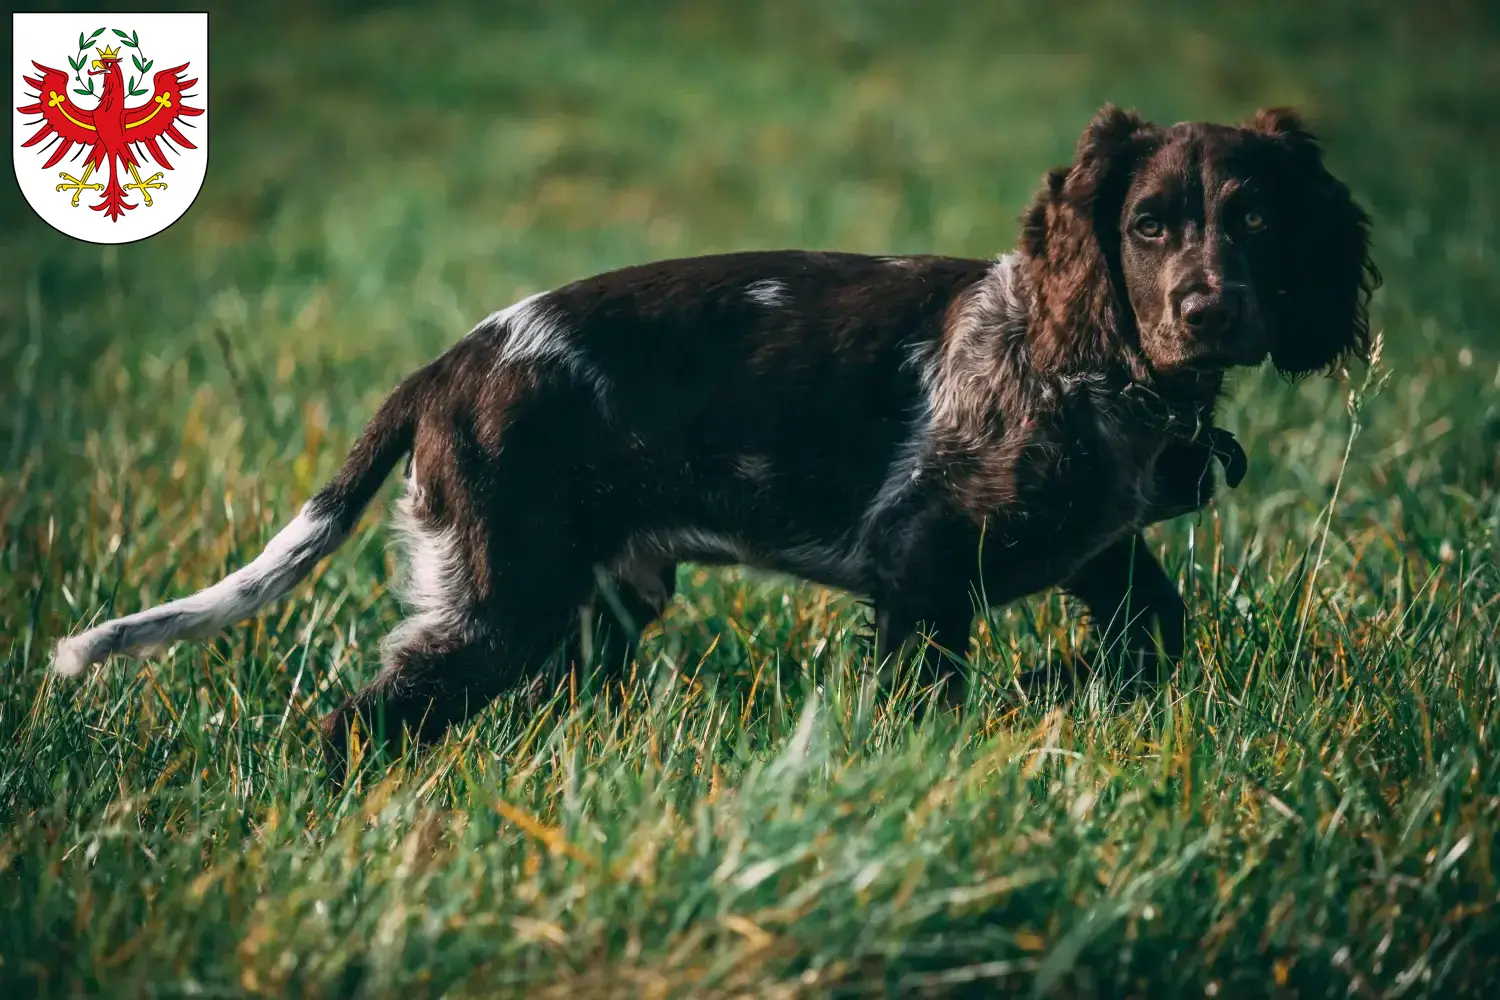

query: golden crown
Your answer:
[95,44,120,60]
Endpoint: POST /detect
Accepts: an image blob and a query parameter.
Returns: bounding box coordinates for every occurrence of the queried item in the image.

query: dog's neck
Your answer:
[929,254,1223,445]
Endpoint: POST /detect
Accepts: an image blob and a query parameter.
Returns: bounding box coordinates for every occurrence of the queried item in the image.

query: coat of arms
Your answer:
[13,13,208,244]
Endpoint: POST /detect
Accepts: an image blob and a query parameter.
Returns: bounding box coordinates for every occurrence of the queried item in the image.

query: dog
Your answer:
[53,104,1377,779]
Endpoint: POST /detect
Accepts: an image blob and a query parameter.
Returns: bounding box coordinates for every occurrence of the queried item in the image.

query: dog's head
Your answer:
[1021,104,1379,383]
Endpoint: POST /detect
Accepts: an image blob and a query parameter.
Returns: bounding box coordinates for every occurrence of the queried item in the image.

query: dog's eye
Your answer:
[1243,210,1265,231]
[1133,216,1165,239]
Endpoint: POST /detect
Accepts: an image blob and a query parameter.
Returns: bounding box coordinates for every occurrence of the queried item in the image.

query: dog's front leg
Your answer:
[874,597,973,711]
[1062,532,1186,690]
[1144,429,1247,525]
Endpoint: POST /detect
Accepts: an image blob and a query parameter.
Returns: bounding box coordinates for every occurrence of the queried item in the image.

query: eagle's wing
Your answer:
[16,62,99,169]
[124,64,204,170]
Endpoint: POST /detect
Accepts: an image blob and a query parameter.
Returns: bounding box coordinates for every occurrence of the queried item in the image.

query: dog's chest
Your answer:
[1081,400,1166,523]
[941,400,1166,582]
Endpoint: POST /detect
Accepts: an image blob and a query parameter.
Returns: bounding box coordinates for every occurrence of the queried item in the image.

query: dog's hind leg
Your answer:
[320,471,593,784]
[321,624,511,784]
[568,555,677,688]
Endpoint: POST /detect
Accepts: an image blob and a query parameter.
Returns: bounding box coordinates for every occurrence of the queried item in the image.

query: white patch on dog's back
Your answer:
[487,293,556,364]
[486,291,611,404]
[745,279,788,309]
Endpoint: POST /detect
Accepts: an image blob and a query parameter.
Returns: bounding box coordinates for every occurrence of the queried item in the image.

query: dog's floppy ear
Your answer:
[1022,104,1154,372]
[1249,107,1380,377]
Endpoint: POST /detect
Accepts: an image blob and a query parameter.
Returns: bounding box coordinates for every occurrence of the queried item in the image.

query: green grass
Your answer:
[4,0,1500,995]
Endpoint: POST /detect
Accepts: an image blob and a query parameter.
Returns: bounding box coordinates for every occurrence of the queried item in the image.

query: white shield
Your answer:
[13,12,208,245]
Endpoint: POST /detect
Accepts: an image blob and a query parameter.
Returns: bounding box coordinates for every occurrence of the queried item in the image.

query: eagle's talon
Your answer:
[124,164,167,207]
[56,165,103,207]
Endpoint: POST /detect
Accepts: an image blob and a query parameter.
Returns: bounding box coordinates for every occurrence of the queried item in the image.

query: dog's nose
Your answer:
[1179,287,1242,334]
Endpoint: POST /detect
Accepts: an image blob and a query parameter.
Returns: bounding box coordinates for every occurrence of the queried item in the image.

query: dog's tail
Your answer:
[52,364,436,678]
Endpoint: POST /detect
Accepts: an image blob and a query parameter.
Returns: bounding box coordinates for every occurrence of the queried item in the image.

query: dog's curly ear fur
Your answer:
[1022,104,1155,372]
[1248,107,1381,377]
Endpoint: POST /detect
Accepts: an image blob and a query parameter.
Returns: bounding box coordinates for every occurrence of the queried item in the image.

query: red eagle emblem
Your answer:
[17,30,203,221]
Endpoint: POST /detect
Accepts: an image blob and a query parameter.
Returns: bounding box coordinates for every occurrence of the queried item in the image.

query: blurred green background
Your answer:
[6,1,1500,996]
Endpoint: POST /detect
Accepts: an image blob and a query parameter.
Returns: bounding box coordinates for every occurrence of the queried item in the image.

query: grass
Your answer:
[4,0,1500,995]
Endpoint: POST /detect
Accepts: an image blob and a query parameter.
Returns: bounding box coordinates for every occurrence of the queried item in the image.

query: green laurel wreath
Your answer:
[65,27,153,100]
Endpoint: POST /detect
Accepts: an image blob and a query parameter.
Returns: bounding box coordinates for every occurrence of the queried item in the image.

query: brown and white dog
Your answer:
[54,105,1377,776]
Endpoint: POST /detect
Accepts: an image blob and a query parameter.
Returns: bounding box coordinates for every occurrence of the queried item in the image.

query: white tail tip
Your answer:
[47,505,346,681]
[52,633,104,678]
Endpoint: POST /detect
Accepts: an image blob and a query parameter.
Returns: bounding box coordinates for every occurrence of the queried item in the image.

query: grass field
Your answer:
[4,0,1500,995]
